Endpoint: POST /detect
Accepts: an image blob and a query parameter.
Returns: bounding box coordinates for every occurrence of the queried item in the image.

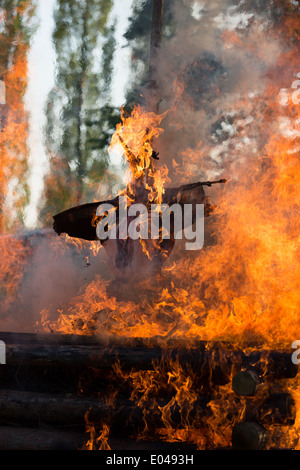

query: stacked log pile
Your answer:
[231,358,298,450]
[0,331,297,450]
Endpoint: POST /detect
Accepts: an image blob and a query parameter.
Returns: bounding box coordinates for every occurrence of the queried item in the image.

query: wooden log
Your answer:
[4,343,297,379]
[0,426,84,450]
[257,393,296,426]
[232,370,261,396]
[0,389,161,434]
[238,393,296,427]
[231,422,268,450]
[0,426,200,451]
[4,343,170,369]
[0,331,207,348]
[3,343,244,390]
[0,332,297,389]
[0,389,107,429]
[0,388,294,449]
[0,331,113,346]
[246,350,298,379]
[2,345,237,393]
[106,438,198,451]
[1,388,293,431]
[0,389,212,435]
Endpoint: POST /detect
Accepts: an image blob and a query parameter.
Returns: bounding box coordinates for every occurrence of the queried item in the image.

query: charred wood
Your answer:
[0,389,105,430]
[0,426,84,450]
[246,350,298,379]
[232,370,261,396]
[257,393,296,427]
[0,388,295,446]
[1,332,297,390]
[235,392,296,427]
[0,389,211,434]
[0,426,200,451]
[4,344,297,380]
[231,422,268,450]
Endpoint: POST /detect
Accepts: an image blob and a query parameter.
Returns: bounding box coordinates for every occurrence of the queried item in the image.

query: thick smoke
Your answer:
[0,231,113,332]
[148,0,288,186]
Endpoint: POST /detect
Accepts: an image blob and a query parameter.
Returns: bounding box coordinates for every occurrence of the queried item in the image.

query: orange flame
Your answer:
[40,75,300,448]
[109,105,169,204]
[0,43,31,232]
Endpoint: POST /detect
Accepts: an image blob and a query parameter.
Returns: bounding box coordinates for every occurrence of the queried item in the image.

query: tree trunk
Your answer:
[148,0,164,114]
[75,0,90,203]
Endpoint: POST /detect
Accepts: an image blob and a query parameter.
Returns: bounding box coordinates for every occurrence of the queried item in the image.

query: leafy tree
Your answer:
[123,0,174,110]
[40,0,120,226]
[0,0,36,232]
[122,0,300,173]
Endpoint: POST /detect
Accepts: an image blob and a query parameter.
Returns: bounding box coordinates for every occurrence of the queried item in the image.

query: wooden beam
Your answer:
[1,331,297,381]
[0,389,211,433]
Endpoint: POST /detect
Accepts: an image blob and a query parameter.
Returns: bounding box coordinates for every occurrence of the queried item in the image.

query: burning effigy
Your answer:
[52,105,226,275]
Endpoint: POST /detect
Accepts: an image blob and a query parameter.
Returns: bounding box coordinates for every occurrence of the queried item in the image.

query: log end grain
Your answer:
[232,422,268,450]
[232,370,260,396]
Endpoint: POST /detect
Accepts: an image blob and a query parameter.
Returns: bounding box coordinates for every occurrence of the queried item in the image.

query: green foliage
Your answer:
[123,0,174,109]
[41,0,120,224]
[0,0,37,232]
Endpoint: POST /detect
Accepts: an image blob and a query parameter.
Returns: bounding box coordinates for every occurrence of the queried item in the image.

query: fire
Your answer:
[84,414,111,451]
[109,105,169,204]
[57,89,299,444]
[0,43,31,232]
[109,105,164,180]
[30,84,299,448]
[0,235,32,316]
[38,83,300,346]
